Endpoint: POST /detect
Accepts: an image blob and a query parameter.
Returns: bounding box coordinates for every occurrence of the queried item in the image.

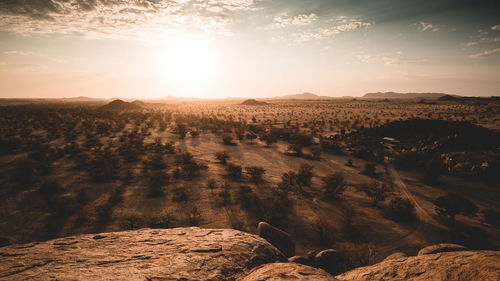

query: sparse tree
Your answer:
[215,151,230,165]
[363,182,388,206]
[323,172,345,199]
[435,193,478,229]
[246,166,265,183]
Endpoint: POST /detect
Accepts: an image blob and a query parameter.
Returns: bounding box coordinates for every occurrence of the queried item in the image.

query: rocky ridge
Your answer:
[1,227,499,281]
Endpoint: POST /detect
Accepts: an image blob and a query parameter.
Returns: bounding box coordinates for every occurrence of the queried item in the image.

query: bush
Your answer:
[387,197,416,222]
[296,164,313,189]
[335,242,376,273]
[186,206,201,226]
[38,181,62,197]
[483,209,500,227]
[323,172,345,199]
[148,210,172,228]
[363,182,388,206]
[313,215,335,247]
[362,163,377,177]
[222,134,236,145]
[206,178,218,189]
[215,151,231,165]
[246,166,265,183]
[226,163,243,179]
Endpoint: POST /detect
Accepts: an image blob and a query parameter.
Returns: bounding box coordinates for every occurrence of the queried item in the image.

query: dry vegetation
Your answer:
[0,98,498,268]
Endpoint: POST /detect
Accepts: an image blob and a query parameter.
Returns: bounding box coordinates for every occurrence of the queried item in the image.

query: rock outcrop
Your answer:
[337,250,500,281]
[257,222,295,258]
[240,262,339,281]
[0,227,285,280]
[417,243,467,256]
[1,228,499,281]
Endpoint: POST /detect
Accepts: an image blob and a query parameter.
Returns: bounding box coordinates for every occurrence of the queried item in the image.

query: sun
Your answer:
[163,36,215,87]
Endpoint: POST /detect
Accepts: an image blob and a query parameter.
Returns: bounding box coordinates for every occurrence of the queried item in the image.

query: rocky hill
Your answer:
[99,99,142,111]
[241,99,269,105]
[0,227,498,280]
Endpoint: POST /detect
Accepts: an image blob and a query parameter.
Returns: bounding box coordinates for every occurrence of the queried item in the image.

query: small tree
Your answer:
[387,197,416,222]
[277,171,297,192]
[296,163,313,190]
[363,182,388,206]
[246,166,265,183]
[310,146,322,159]
[226,163,243,179]
[222,134,236,145]
[175,123,188,139]
[362,163,377,177]
[215,151,230,165]
[435,193,478,229]
[286,143,303,156]
[246,133,257,143]
[323,172,345,199]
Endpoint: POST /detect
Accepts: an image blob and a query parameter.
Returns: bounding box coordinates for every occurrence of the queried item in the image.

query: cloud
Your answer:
[0,0,258,40]
[273,13,318,28]
[468,47,500,59]
[292,17,372,42]
[3,50,34,56]
[492,25,500,31]
[357,52,426,66]
[416,22,439,32]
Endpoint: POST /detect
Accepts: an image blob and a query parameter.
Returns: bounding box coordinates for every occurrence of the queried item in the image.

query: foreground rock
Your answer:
[336,250,500,281]
[257,222,295,257]
[0,227,285,280]
[417,243,467,256]
[240,262,339,281]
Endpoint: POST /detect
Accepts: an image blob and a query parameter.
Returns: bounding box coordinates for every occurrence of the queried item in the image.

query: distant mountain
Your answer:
[61,96,104,102]
[241,99,268,105]
[274,92,334,100]
[362,92,447,99]
[99,99,141,111]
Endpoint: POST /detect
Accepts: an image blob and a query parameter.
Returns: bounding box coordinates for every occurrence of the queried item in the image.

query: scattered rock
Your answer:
[0,227,285,280]
[315,249,342,275]
[383,252,407,261]
[336,250,500,281]
[240,262,339,281]
[417,243,467,256]
[257,222,295,257]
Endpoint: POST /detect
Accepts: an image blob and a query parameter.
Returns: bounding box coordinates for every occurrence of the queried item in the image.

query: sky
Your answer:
[0,0,499,99]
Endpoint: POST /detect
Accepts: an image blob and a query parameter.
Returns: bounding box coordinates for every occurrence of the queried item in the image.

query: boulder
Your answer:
[288,255,313,266]
[336,250,500,281]
[240,262,339,281]
[315,249,342,275]
[417,243,467,256]
[257,222,295,257]
[383,252,407,261]
[0,227,285,280]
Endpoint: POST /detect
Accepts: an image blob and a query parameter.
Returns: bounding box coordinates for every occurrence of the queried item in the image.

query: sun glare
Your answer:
[163,36,215,87]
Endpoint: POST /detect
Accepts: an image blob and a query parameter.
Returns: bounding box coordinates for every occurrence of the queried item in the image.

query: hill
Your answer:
[274,92,334,100]
[99,99,142,111]
[241,99,268,105]
[362,92,447,99]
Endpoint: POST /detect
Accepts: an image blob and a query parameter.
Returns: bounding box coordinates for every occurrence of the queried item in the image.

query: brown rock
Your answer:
[417,243,467,256]
[383,252,407,261]
[336,250,500,281]
[0,227,285,280]
[315,249,342,275]
[239,262,339,281]
[257,222,295,257]
[288,255,313,266]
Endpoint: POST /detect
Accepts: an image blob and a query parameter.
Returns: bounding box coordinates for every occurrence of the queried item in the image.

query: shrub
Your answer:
[313,215,335,247]
[148,210,172,228]
[363,182,388,206]
[215,151,231,165]
[277,171,297,192]
[323,172,345,199]
[38,181,62,197]
[186,206,201,226]
[483,209,500,227]
[387,197,416,222]
[362,163,377,177]
[206,178,218,189]
[222,134,236,145]
[296,164,313,189]
[435,193,477,229]
[172,186,188,202]
[120,212,144,230]
[335,242,376,273]
[246,166,265,183]
[226,163,243,179]
[175,123,188,139]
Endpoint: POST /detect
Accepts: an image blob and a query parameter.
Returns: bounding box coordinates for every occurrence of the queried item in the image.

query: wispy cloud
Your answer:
[0,0,258,40]
[273,13,318,28]
[291,16,372,42]
[357,52,426,66]
[3,50,34,56]
[416,22,439,32]
[492,25,500,31]
[468,47,500,59]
